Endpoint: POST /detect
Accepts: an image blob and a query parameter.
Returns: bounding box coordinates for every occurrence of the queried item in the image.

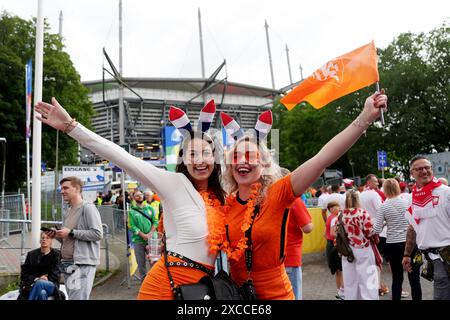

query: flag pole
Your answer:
[25,62,31,231]
[375,82,385,126]
[31,0,45,249]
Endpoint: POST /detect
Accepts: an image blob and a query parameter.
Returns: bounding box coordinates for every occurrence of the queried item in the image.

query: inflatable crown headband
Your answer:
[168,99,273,142]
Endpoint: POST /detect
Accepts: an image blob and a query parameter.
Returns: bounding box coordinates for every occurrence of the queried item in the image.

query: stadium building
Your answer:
[81,75,286,169]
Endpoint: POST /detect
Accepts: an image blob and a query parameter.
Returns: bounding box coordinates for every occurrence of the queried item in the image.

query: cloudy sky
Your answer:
[2,0,449,89]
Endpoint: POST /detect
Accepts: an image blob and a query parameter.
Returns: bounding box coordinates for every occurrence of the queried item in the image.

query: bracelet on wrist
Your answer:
[352,116,371,128]
[63,118,77,134]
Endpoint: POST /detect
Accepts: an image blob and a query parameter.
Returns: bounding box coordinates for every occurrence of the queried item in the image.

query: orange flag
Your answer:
[281,41,379,110]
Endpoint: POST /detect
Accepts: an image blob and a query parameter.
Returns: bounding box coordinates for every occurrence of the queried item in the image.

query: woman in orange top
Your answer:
[221,91,388,299]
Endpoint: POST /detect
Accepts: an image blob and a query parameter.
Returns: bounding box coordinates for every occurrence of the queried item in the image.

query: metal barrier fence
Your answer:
[0,194,27,237]
[97,205,127,242]
[306,198,319,207]
[39,190,64,222]
[0,219,111,272]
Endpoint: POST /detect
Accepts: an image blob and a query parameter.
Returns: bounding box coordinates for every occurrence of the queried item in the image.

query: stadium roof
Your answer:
[83,77,284,99]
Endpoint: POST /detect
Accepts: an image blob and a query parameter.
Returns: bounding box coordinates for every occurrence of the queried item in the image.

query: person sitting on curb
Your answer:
[18,232,62,300]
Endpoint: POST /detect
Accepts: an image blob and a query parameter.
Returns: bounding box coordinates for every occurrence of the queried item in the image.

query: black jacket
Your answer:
[18,248,61,299]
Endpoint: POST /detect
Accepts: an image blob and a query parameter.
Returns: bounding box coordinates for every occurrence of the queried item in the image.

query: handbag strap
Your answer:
[217,250,224,272]
[244,204,260,279]
[162,234,177,293]
[133,206,154,222]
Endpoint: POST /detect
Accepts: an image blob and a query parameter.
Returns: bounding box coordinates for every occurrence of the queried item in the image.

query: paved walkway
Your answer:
[90,238,142,300]
[2,231,434,300]
[301,252,433,300]
[90,241,434,300]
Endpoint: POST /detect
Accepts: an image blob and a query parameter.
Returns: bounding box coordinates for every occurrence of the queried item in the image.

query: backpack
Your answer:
[335,212,355,263]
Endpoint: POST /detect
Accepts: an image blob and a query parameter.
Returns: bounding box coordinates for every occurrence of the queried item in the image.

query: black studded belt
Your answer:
[165,251,214,276]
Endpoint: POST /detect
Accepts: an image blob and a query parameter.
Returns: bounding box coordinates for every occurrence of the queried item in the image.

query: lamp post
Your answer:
[349,159,355,178]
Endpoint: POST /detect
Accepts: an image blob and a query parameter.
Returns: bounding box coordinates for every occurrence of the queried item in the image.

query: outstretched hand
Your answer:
[362,89,388,123]
[35,97,73,132]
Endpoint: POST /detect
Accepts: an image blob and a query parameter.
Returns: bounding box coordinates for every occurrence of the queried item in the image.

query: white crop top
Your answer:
[69,123,216,266]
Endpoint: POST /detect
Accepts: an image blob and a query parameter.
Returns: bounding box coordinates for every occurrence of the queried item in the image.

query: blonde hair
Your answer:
[222,135,282,205]
[383,178,401,198]
[345,189,362,209]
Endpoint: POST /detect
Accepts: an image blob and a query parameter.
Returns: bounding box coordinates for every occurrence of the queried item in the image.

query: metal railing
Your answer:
[0,219,110,273]
[306,198,319,207]
[0,194,27,236]
[97,205,127,242]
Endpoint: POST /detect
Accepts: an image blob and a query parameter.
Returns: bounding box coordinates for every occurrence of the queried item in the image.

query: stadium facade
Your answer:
[81,77,287,168]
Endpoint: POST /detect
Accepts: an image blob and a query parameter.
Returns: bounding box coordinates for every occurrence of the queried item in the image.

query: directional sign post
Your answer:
[377,150,388,179]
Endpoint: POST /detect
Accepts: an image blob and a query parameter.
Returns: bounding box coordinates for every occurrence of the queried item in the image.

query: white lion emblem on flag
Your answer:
[312,58,344,86]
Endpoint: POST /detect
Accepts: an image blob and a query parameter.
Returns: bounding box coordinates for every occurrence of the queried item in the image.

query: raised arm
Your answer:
[290,90,387,196]
[35,98,179,197]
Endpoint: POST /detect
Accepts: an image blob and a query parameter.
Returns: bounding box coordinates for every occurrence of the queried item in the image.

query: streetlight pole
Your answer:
[349,159,355,178]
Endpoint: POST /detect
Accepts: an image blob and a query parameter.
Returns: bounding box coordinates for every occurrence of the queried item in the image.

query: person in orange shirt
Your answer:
[285,198,313,300]
[221,90,387,299]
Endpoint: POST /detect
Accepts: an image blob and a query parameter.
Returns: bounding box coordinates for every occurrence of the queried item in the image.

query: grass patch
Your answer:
[40,201,63,221]
[0,278,20,296]
[95,269,109,279]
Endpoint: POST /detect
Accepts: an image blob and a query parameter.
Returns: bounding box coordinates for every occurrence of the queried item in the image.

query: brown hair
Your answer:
[383,178,401,198]
[345,189,361,209]
[175,131,225,205]
[59,176,83,192]
[365,174,377,185]
[327,201,340,211]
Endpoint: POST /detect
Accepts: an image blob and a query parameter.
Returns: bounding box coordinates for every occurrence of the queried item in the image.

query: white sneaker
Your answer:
[336,289,345,300]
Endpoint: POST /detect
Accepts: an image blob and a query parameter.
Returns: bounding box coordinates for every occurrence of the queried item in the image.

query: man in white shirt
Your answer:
[360,174,384,219]
[321,184,346,223]
[402,156,450,300]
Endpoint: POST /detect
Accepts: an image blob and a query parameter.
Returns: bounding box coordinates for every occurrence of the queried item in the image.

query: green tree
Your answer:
[378,19,450,177]
[273,20,449,181]
[0,12,94,191]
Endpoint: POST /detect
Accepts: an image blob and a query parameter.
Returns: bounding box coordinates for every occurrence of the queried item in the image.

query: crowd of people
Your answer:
[26,90,449,301]
[320,165,450,300]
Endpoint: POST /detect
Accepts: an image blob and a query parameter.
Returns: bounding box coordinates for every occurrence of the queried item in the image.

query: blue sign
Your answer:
[377,151,388,169]
[163,126,183,148]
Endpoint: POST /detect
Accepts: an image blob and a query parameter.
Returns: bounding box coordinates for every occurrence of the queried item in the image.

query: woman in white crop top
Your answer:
[35,98,225,299]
